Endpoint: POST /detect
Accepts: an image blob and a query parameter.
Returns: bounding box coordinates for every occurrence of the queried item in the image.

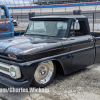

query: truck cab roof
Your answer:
[30,15,87,21]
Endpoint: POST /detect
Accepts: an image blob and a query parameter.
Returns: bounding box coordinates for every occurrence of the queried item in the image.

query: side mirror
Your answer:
[75,19,79,23]
[11,16,14,22]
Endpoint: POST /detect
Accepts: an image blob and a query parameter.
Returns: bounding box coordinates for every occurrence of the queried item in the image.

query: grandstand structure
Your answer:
[33,0,100,5]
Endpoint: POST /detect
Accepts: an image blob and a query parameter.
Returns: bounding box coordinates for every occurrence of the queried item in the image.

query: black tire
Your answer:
[31,61,56,88]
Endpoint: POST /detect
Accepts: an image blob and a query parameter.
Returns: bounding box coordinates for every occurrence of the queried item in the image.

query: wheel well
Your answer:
[52,60,64,75]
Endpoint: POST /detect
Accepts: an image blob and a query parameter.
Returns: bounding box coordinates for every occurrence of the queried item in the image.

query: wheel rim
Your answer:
[34,61,54,84]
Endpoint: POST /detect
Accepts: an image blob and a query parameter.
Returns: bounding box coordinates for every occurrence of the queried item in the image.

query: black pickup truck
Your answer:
[0,15,100,88]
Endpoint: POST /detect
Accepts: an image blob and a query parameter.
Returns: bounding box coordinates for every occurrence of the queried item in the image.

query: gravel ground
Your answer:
[0,64,100,100]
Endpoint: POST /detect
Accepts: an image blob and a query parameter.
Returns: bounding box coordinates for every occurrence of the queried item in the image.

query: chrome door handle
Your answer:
[70,39,75,40]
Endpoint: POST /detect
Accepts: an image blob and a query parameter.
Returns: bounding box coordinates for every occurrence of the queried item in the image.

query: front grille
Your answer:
[0,62,10,76]
[0,66,9,72]
[0,62,21,79]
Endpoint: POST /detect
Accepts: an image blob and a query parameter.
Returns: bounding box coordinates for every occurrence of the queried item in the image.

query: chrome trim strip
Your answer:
[0,46,94,66]
[20,46,94,66]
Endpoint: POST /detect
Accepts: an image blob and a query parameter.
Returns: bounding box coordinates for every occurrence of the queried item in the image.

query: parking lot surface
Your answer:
[0,64,100,100]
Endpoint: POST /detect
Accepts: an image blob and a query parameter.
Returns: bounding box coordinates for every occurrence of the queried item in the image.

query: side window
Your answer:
[71,21,80,30]
[0,7,7,19]
[70,20,88,37]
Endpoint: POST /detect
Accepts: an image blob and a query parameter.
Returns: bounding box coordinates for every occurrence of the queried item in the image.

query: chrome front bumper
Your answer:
[0,74,29,88]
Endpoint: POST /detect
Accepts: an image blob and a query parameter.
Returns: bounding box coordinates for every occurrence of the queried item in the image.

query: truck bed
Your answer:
[14,26,27,32]
[14,26,26,36]
[91,32,100,37]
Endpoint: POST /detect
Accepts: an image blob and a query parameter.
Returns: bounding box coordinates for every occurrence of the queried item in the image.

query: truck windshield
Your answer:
[25,21,68,37]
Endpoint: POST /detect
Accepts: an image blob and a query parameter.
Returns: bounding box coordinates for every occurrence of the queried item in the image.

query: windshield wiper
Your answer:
[25,34,51,37]
[25,33,58,38]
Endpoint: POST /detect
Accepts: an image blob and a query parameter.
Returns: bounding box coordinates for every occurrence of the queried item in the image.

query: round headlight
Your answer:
[10,67,16,77]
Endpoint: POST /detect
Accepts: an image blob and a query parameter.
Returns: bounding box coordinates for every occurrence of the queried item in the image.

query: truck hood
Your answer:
[0,35,63,55]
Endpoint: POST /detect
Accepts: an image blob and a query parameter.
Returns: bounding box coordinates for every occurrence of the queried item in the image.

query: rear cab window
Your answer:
[69,19,88,37]
[0,7,7,19]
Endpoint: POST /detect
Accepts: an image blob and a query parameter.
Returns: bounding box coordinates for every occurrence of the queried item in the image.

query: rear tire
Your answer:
[31,61,56,87]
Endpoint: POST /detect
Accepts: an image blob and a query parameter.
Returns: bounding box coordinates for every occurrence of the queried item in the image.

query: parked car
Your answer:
[0,14,100,88]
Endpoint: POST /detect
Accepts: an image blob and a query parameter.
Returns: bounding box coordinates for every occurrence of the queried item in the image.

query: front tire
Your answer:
[31,61,56,87]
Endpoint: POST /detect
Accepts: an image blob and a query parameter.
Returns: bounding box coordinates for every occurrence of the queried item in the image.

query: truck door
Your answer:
[0,6,14,38]
[69,19,95,72]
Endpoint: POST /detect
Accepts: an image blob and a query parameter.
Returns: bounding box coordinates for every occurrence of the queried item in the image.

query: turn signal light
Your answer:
[8,54,17,59]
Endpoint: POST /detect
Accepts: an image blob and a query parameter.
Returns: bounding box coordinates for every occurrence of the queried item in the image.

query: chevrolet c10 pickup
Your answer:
[0,14,100,88]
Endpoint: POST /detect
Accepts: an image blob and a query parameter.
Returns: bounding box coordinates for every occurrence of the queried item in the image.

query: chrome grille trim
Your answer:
[0,66,9,72]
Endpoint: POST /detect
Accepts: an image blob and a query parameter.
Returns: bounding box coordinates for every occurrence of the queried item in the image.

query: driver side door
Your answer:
[69,19,95,72]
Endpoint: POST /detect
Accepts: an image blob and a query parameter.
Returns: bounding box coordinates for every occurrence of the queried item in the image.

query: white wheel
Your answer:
[32,61,56,87]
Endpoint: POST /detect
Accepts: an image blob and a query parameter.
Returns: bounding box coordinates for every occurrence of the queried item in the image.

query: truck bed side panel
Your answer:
[94,37,100,63]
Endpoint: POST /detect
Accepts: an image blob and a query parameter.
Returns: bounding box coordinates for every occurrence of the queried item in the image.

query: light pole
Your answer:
[5,0,7,6]
[8,0,11,7]
[23,0,25,6]
[29,0,32,12]
[79,0,81,10]
[18,0,20,6]
[13,0,16,7]
[95,0,98,23]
